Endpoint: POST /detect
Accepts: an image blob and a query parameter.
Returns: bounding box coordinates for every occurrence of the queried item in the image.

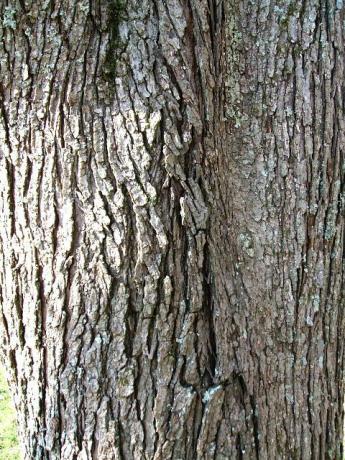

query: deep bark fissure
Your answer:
[0,0,344,459]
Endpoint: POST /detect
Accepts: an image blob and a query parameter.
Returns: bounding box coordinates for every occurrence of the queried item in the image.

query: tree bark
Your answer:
[0,0,344,459]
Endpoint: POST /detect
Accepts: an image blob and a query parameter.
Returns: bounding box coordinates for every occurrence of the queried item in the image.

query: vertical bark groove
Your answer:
[0,0,344,459]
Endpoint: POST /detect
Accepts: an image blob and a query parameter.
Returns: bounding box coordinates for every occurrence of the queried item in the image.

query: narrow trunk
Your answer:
[0,1,344,459]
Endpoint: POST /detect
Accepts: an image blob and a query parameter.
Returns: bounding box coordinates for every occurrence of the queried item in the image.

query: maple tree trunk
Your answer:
[0,0,344,459]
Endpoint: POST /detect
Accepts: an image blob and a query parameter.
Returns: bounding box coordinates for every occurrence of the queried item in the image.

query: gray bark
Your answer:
[0,0,344,459]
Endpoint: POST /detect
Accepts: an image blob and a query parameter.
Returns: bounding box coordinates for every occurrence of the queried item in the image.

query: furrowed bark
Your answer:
[209,1,345,458]
[0,1,344,459]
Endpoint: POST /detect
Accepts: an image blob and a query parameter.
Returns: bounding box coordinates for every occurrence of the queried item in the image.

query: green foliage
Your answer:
[103,0,127,83]
[0,368,20,460]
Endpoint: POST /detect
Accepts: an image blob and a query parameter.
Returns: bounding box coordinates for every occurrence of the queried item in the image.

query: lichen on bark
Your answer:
[0,0,344,459]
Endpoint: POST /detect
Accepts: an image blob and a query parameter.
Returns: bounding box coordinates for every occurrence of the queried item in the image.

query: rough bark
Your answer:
[0,0,344,459]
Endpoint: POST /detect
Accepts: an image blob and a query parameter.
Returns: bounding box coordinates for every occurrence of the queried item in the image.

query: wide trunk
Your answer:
[0,0,344,459]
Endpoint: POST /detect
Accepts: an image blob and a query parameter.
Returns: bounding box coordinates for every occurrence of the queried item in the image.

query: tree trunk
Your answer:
[0,0,344,458]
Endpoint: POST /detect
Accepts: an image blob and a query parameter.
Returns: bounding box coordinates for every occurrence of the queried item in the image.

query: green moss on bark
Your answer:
[103,0,126,83]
